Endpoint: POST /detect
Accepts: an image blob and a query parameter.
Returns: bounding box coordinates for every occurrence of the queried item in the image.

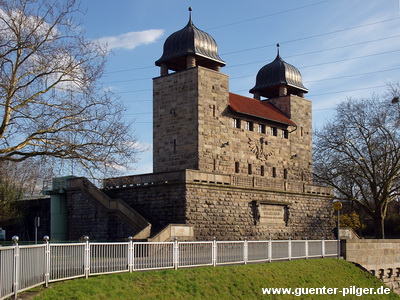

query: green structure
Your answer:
[43,176,74,241]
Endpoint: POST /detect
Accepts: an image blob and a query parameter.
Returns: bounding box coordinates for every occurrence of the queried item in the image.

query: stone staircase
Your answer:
[67,177,194,242]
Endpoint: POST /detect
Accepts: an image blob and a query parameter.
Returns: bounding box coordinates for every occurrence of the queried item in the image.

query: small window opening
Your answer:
[284,129,289,139]
[271,127,277,136]
[233,118,241,129]
[246,121,254,131]
[235,162,240,173]
[258,124,266,134]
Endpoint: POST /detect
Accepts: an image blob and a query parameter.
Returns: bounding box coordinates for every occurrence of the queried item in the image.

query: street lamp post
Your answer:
[333,200,343,259]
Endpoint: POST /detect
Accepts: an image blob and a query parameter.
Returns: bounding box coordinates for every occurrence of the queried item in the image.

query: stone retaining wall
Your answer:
[106,172,335,241]
[341,239,400,293]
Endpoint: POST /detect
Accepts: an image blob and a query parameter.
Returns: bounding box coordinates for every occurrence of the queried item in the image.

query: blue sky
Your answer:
[78,0,400,176]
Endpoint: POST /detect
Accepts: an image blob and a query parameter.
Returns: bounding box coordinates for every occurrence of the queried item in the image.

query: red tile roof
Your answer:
[229,93,296,126]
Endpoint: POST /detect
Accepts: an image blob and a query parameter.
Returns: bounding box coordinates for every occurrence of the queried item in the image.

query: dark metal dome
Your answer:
[249,52,308,99]
[155,12,225,72]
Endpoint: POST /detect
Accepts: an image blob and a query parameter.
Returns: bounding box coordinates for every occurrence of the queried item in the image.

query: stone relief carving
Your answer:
[248,137,274,161]
[251,201,260,225]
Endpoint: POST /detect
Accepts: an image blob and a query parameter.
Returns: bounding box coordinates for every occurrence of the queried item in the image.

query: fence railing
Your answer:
[0,236,338,300]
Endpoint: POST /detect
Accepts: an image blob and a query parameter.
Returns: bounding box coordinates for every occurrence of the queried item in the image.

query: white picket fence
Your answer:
[0,237,338,299]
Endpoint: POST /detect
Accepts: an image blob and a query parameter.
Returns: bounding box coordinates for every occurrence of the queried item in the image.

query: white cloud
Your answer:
[97,29,164,51]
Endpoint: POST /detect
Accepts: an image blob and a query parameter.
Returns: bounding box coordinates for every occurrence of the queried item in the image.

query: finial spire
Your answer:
[277,43,280,56]
[188,7,193,24]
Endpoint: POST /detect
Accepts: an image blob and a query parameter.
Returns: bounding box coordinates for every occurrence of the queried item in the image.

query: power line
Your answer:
[222,17,400,56]
[105,77,149,84]
[123,85,389,117]
[105,44,400,86]
[231,84,387,96]
[230,66,400,82]
[102,15,400,76]
[304,67,400,83]
[118,88,152,94]
[106,66,153,75]
[225,34,400,69]
[111,48,400,92]
[308,84,387,97]
[204,0,333,31]
[299,49,400,69]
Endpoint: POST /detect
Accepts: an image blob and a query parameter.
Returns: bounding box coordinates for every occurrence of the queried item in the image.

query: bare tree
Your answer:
[314,84,400,238]
[0,159,49,223]
[0,0,137,177]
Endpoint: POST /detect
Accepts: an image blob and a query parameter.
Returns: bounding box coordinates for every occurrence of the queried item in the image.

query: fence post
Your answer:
[43,236,50,287]
[83,236,90,279]
[173,237,178,270]
[305,237,308,260]
[288,237,292,261]
[243,237,248,265]
[12,236,19,300]
[322,237,325,258]
[212,237,217,267]
[128,236,134,272]
[268,236,272,263]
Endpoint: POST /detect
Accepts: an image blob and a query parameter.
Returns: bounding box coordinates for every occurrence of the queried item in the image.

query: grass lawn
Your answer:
[26,258,399,299]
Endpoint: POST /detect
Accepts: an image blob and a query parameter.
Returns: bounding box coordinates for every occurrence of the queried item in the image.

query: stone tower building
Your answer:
[64,11,335,241]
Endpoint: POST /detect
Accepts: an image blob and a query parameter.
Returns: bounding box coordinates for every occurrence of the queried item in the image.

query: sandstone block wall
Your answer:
[341,239,400,294]
[105,183,187,228]
[185,183,334,240]
[153,67,205,173]
[66,189,134,241]
[153,66,314,183]
[105,176,335,241]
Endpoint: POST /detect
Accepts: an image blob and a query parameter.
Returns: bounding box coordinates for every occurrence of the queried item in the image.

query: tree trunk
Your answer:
[373,215,385,239]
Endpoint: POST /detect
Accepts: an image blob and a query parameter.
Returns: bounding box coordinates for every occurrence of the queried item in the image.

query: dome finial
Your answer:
[277,43,280,56]
[188,7,193,24]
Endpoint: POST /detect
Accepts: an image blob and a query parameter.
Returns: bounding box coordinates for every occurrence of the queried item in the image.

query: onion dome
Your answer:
[249,45,308,99]
[155,8,225,74]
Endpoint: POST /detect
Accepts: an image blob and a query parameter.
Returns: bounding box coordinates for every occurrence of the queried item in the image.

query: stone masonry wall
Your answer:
[153,66,314,183]
[105,179,334,241]
[269,95,313,179]
[105,183,187,228]
[153,68,203,173]
[185,67,313,182]
[185,182,334,240]
[66,189,134,241]
[341,239,400,294]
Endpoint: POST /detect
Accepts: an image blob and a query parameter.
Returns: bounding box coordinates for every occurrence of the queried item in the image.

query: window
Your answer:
[270,127,277,136]
[246,121,253,131]
[212,105,216,117]
[283,129,289,139]
[284,169,288,180]
[235,162,240,173]
[233,118,241,129]
[272,167,277,178]
[173,139,177,152]
[258,124,266,134]
[260,166,265,176]
[248,164,252,175]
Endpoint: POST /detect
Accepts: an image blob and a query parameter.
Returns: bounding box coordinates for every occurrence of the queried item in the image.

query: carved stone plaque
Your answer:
[259,204,287,225]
